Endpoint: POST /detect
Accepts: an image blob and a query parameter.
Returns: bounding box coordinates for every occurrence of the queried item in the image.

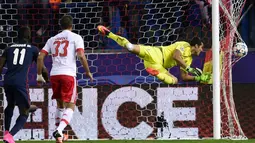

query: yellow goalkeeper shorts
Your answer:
[138,45,163,65]
[138,45,166,73]
[138,45,177,84]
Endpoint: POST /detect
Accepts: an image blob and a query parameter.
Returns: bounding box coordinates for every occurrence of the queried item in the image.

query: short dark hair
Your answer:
[18,26,31,40]
[60,15,73,29]
[190,37,202,46]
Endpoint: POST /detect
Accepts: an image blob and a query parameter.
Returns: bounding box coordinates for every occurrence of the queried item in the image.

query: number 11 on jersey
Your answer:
[13,48,26,65]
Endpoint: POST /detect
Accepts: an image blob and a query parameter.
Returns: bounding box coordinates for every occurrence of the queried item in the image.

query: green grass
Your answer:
[15,140,255,143]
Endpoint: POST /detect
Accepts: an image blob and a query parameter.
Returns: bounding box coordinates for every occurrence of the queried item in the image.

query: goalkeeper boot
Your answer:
[146,67,159,76]
[53,130,63,143]
[97,25,110,36]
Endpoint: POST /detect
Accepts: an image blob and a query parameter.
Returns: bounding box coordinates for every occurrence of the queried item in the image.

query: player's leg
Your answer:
[55,76,76,133]
[3,85,16,143]
[9,87,30,136]
[97,25,140,55]
[50,76,64,128]
[53,75,76,142]
[53,100,68,143]
[139,45,177,84]
[145,63,178,84]
[137,45,164,62]
[55,99,64,127]
[55,102,75,136]
[50,76,67,142]
[156,71,178,84]
[9,107,29,135]
[3,86,15,133]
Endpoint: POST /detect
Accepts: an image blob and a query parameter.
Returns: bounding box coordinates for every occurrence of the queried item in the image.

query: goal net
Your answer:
[216,0,247,139]
[0,0,248,140]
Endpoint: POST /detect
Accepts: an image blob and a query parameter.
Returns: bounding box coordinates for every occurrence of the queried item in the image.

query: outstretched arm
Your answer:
[173,49,202,76]
[173,49,188,69]
[175,54,200,81]
[180,69,196,81]
[181,68,211,82]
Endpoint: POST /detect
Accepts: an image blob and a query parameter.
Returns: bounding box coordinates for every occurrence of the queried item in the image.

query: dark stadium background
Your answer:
[0,0,255,139]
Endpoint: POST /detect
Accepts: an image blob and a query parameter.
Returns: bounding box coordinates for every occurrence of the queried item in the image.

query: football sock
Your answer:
[156,73,177,84]
[55,108,64,128]
[4,105,14,131]
[57,108,74,134]
[10,114,28,136]
[107,33,134,51]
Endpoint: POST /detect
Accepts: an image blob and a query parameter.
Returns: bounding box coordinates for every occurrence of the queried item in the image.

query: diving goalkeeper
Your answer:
[97,25,211,84]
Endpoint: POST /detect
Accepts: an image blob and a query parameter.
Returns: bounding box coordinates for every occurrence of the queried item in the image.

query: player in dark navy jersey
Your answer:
[0,26,48,143]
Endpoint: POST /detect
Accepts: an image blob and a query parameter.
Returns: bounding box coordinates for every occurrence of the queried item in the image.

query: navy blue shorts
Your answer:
[4,85,30,109]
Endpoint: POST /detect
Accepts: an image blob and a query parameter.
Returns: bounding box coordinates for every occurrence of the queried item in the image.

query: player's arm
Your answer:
[0,54,6,74]
[75,35,93,81]
[180,69,196,81]
[181,68,211,82]
[173,49,188,69]
[37,52,47,75]
[37,52,47,83]
[37,52,49,82]
[173,48,202,76]
[41,66,49,82]
[77,50,93,81]
[34,47,49,82]
[37,39,51,83]
[0,49,7,74]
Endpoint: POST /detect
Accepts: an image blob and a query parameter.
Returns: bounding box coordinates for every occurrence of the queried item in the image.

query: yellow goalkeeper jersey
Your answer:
[161,41,193,70]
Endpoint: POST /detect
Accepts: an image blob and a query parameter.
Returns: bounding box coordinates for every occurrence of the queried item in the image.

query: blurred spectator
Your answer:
[17,0,51,49]
[63,0,103,2]
[104,0,130,38]
[240,0,255,48]
[102,0,148,47]
[17,0,67,49]
[179,0,212,49]
[17,0,49,36]
[194,0,211,25]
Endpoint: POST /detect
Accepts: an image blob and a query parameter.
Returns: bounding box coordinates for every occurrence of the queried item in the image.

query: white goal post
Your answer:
[212,0,221,139]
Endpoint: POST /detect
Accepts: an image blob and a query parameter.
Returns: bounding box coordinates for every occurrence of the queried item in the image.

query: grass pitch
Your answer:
[16,140,255,143]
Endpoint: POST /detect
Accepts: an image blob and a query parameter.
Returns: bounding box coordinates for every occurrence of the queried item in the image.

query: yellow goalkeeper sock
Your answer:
[156,73,178,84]
[107,33,130,48]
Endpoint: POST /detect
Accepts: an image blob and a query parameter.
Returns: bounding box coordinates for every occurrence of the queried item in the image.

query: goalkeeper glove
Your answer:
[195,73,212,82]
[186,66,203,76]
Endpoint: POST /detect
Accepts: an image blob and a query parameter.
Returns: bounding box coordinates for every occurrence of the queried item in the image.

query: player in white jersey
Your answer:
[36,15,93,143]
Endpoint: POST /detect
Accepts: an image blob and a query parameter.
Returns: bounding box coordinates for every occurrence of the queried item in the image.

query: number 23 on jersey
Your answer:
[53,40,69,57]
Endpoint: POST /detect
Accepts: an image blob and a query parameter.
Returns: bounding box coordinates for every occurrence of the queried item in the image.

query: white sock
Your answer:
[57,108,74,134]
[55,108,64,129]
[126,43,134,51]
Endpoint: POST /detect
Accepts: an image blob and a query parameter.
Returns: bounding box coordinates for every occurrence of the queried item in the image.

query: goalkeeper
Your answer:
[97,25,211,84]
